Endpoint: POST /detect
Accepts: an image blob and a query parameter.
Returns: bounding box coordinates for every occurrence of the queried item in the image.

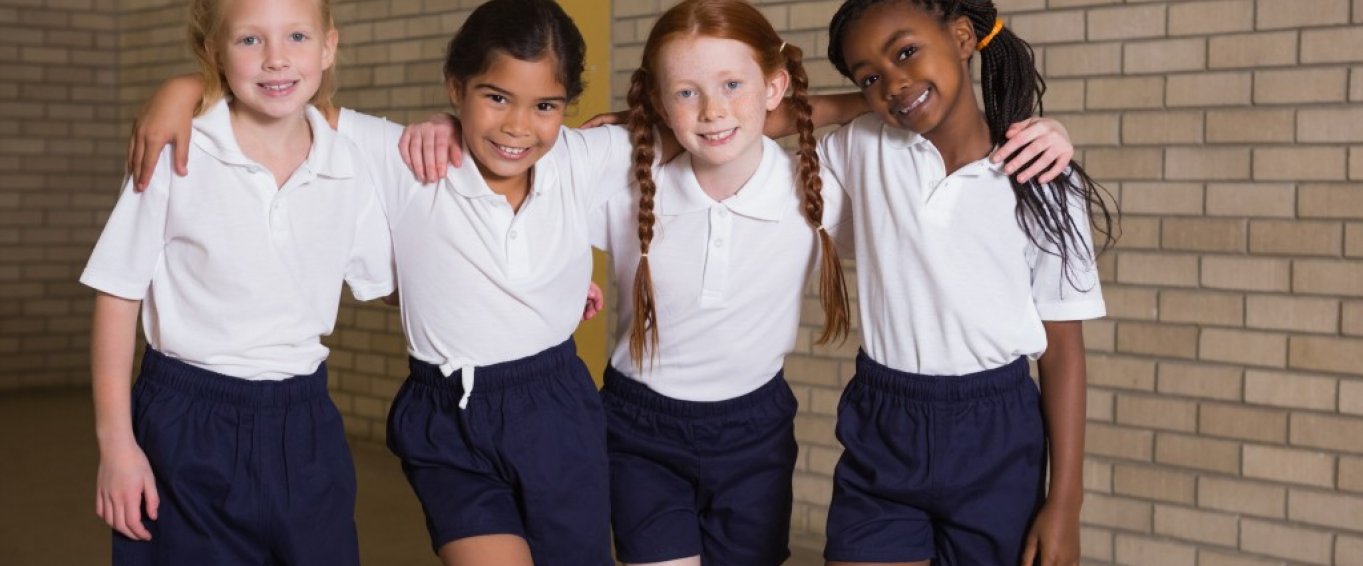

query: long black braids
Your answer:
[829,0,1117,285]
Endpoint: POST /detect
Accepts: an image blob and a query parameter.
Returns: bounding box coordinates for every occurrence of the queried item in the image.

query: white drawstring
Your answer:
[439,360,476,410]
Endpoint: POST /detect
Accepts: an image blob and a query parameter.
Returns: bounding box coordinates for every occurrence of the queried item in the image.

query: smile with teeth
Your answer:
[493,142,529,157]
[895,88,931,115]
[700,128,737,143]
[260,81,298,92]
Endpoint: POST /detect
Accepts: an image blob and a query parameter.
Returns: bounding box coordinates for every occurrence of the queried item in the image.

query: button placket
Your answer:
[699,206,732,308]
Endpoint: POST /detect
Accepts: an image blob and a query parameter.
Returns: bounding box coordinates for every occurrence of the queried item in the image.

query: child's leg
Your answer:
[437,534,533,566]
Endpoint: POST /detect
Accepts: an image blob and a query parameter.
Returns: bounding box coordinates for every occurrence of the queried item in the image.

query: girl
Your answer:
[819,1,1115,565]
[83,0,394,564]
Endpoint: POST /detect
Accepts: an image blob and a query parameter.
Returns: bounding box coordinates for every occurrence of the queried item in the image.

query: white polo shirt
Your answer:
[593,137,851,401]
[81,100,396,380]
[338,111,632,381]
[819,113,1105,376]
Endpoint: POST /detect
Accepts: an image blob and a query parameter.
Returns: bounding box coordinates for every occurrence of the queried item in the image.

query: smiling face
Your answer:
[838,1,976,137]
[653,35,787,177]
[218,0,336,123]
[448,52,568,195]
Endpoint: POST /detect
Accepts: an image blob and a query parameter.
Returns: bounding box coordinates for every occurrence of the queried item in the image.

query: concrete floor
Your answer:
[0,388,822,565]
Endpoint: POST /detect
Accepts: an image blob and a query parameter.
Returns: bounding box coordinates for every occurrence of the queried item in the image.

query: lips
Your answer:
[258,80,299,97]
[891,87,931,117]
[491,140,531,160]
[698,127,737,145]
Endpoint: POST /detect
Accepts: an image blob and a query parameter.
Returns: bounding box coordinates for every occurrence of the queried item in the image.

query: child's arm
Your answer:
[128,74,202,191]
[1022,320,1086,566]
[91,292,158,541]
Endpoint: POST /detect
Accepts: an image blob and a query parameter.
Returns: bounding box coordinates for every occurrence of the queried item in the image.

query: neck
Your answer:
[921,92,993,175]
[692,139,765,202]
[228,102,312,155]
[476,159,532,212]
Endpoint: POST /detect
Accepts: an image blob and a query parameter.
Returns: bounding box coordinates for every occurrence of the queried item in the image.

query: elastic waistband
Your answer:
[603,364,788,418]
[136,347,329,409]
[853,350,1031,403]
[407,339,579,394]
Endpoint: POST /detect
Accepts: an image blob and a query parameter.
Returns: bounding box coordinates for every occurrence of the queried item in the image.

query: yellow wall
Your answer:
[561,0,613,382]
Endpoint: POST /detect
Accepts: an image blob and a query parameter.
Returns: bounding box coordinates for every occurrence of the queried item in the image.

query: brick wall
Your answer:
[0,0,120,390]
[610,0,1363,563]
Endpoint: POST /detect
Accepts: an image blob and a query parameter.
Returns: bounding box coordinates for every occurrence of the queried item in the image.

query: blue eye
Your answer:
[677,89,695,99]
[290,32,307,42]
[240,35,259,46]
[725,80,740,90]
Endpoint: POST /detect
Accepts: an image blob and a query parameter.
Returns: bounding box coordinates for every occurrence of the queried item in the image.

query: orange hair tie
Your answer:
[976,19,1004,51]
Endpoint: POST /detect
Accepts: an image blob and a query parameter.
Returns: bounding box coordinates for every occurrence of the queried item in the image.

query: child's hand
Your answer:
[1019,500,1080,566]
[582,281,604,321]
[579,111,628,129]
[95,442,159,541]
[128,89,198,192]
[991,117,1073,185]
[398,113,463,184]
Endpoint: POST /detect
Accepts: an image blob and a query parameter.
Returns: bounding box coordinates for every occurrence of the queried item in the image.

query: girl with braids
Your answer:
[819,1,1115,565]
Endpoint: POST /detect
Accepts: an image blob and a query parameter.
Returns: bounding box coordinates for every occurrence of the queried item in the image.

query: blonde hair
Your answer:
[187,0,337,115]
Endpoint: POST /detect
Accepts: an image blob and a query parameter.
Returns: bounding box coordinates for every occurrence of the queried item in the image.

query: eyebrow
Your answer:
[473,83,568,103]
[848,29,916,76]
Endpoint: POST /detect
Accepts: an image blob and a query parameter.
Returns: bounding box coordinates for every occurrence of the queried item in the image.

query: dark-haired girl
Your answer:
[819,2,1116,566]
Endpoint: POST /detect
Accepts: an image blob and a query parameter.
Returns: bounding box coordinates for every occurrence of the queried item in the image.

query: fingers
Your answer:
[130,132,147,192]
[1019,532,1039,566]
[173,131,190,177]
[449,119,464,168]
[582,283,604,321]
[399,127,415,176]
[422,129,439,182]
[122,491,152,540]
[580,114,609,128]
[992,123,1041,165]
[144,475,160,521]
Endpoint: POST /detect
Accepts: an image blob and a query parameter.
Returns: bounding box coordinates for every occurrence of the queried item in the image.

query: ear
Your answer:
[321,27,339,71]
[949,15,975,61]
[446,77,464,112]
[764,68,790,112]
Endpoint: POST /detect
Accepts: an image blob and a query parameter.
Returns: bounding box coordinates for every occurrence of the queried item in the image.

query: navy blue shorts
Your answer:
[603,366,799,566]
[113,348,358,566]
[824,353,1047,565]
[385,339,611,565]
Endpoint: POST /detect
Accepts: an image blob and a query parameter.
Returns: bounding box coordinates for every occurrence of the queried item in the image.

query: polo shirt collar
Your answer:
[440,131,561,201]
[190,98,355,179]
[890,124,1006,178]
[658,137,791,222]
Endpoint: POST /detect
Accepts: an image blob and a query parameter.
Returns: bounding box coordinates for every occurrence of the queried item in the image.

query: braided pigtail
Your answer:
[783,42,850,344]
[626,68,661,368]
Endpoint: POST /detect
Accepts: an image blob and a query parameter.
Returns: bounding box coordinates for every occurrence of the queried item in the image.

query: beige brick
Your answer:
[1245,445,1336,487]
[1116,394,1198,432]
[1081,526,1114,562]
[1046,78,1086,112]
[1255,68,1350,105]
[1202,403,1287,444]
[1050,112,1119,146]
[1199,550,1285,566]
[1301,23,1363,63]
[1125,38,1206,75]
[1340,536,1363,566]
[1209,30,1298,68]
[1103,287,1157,320]
[1085,147,1164,180]
[1247,295,1340,334]
[1155,433,1241,474]
[1206,109,1296,143]
[1202,256,1291,292]
[1085,319,1117,352]
[1088,422,1155,461]
[1255,147,1349,181]
[1299,107,1363,143]
[1121,111,1203,145]
[1257,0,1351,29]
[1085,458,1114,493]
[1121,182,1202,215]
[1292,412,1363,454]
[1250,220,1343,257]
[1345,301,1363,335]
[1240,519,1333,564]
[1089,354,1157,391]
[1113,465,1197,503]
[1351,223,1363,257]
[1198,476,1286,517]
[1355,147,1363,180]
[1089,387,1115,421]
[1088,4,1166,40]
[1113,534,1196,566]
[1118,322,1199,358]
[1342,380,1363,415]
[1161,218,1246,253]
[1343,457,1363,493]
[1200,328,1288,368]
[1167,72,1252,107]
[1158,290,1244,327]
[1116,253,1199,287]
[1157,361,1243,401]
[1009,10,1086,44]
[1170,0,1256,36]
[1290,488,1363,531]
[1207,183,1296,218]
[1115,216,1160,249]
[1166,147,1251,181]
[1086,76,1165,109]
[1081,492,1152,531]
[1300,183,1363,219]
[1152,505,1240,547]
[1294,260,1363,297]
[1046,43,1121,77]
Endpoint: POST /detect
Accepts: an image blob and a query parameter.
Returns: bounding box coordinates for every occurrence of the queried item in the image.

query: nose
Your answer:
[501,106,530,137]
[699,93,727,121]
[883,70,911,100]
[263,42,289,72]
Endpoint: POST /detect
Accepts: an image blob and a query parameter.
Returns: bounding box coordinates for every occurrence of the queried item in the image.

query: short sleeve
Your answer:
[1029,176,1107,321]
[336,109,420,213]
[559,124,635,211]
[817,128,856,255]
[344,163,397,301]
[80,151,173,300]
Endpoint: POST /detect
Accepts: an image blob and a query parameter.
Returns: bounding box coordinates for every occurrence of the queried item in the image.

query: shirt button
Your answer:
[713,239,724,248]
[717,208,728,218]
[509,230,518,240]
